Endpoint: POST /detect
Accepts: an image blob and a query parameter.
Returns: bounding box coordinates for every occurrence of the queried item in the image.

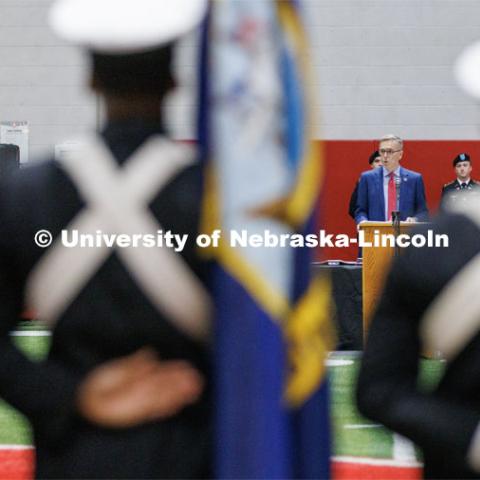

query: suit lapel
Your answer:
[399,167,409,214]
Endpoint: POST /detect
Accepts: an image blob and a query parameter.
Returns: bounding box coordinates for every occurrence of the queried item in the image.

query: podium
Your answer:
[359,221,417,337]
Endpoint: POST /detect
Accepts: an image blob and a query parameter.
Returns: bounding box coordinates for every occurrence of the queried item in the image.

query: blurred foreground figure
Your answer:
[356,212,480,478]
[0,0,211,478]
[357,43,480,479]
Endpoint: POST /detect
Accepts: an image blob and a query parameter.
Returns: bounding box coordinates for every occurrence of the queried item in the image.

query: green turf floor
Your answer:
[0,325,51,445]
[329,352,445,460]
[0,327,446,460]
[329,354,393,458]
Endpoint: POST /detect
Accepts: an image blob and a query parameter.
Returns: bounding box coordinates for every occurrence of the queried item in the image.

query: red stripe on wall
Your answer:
[319,140,480,260]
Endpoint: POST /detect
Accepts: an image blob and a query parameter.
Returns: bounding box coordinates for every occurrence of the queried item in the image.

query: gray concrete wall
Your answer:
[304,0,480,139]
[1,0,480,157]
[0,0,96,161]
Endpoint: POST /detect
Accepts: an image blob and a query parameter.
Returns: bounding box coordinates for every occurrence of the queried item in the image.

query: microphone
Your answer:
[394,174,401,211]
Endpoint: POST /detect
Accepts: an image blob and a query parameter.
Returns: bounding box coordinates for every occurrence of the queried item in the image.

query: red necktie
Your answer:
[388,172,396,220]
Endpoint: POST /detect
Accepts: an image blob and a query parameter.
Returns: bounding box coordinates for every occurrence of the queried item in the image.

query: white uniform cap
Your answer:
[49,0,208,54]
[455,41,480,100]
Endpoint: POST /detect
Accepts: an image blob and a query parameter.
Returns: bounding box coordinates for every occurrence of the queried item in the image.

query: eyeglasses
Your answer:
[379,149,402,156]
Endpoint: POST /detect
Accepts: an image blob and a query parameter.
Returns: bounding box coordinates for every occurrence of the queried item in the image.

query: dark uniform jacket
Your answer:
[0,120,210,479]
[348,181,359,219]
[357,214,480,478]
[440,179,480,210]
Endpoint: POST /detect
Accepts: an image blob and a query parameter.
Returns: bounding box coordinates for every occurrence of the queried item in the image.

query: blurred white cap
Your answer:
[455,41,480,100]
[49,0,208,54]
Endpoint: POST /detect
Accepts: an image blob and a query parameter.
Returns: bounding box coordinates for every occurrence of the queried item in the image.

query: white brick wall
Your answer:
[2,0,480,155]
[173,0,480,140]
[303,0,480,139]
[0,0,95,161]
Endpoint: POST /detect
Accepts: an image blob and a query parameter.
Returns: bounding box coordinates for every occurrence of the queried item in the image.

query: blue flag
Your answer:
[198,1,335,477]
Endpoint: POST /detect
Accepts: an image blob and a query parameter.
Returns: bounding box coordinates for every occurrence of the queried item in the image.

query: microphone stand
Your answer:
[392,174,402,257]
[392,211,400,257]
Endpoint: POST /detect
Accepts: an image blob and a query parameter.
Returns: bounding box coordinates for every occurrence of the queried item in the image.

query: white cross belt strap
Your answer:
[420,197,480,360]
[25,135,211,342]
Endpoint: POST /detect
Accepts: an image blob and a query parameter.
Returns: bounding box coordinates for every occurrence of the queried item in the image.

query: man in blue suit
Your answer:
[354,134,429,224]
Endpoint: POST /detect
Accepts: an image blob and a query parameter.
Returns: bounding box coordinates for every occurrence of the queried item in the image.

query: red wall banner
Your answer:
[319,140,480,260]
